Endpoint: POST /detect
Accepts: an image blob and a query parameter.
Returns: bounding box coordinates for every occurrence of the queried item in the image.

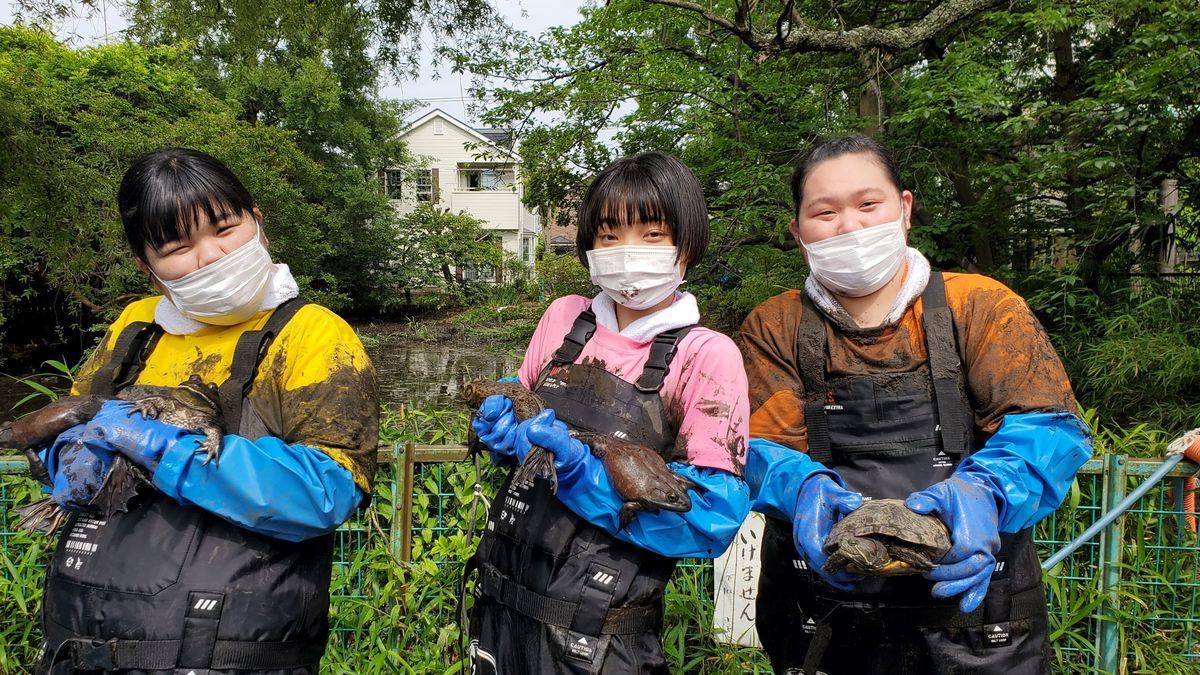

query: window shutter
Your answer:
[431,168,440,202]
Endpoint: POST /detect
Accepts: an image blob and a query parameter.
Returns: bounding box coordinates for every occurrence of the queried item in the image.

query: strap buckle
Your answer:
[67,637,118,670]
[634,331,686,393]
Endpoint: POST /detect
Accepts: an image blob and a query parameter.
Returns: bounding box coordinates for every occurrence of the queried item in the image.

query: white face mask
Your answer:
[586,245,684,310]
[802,212,907,297]
[154,226,275,325]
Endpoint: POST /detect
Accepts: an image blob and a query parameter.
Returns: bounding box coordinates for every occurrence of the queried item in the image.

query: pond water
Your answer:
[0,327,523,425]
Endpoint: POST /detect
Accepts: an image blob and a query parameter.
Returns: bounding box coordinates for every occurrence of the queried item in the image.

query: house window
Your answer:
[384,169,404,200]
[434,119,445,135]
[521,236,534,263]
[458,166,513,191]
[463,263,496,282]
[415,170,433,202]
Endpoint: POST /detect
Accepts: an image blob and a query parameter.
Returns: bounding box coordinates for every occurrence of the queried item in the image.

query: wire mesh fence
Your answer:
[2,450,1199,673]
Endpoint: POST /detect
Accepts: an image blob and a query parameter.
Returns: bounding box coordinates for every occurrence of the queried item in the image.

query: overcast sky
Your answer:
[0,0,587,125]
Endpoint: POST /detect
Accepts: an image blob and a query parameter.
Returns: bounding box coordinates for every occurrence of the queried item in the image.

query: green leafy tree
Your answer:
[390,204,504,304]
[456,0,1199,296]
[0,26,389,360]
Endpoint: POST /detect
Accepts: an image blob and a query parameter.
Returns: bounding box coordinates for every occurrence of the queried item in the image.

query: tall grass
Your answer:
[2,374,1199,671]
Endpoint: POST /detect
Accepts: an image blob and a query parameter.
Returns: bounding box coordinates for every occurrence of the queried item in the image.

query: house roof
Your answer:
[401,108,517,160]
[475,128,514,147]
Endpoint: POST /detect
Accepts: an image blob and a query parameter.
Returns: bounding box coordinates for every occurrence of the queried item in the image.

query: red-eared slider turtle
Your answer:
[823,498,952,576]
[461,380,698,525]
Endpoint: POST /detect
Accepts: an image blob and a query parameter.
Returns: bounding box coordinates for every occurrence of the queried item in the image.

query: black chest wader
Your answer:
[465,310,694,675]
[36,299,336,675]
[755,274,1050,675]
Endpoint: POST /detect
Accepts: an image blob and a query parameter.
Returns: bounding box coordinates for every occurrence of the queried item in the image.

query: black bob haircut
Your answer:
[118,147,257,261]
[790,136,903,216]
[576,151,709,270]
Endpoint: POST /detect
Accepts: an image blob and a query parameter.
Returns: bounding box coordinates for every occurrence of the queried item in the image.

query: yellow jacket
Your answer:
[74,297,379,491]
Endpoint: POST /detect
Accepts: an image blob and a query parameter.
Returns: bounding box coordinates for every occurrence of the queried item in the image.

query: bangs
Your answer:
[119,148,255,259]
[136,185,245,251]
[595,179,670,234]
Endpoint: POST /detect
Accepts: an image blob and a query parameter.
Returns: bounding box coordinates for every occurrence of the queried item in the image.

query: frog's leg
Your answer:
[197,426,224,466]
[128,396,173,421]
[617,502,640,531]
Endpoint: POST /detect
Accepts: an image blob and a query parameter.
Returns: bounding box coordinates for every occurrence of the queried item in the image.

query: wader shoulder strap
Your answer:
[87,321,164,396]
[795,295,833,464]
[920,272,971,457]
[546,309,693,394]
[217,298,309,433]
[549,309,598,366]
[634,324,697,394]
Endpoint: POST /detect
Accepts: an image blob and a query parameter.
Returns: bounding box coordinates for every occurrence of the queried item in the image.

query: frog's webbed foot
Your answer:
[198,427,223,466]
[512,447,558,493]
[128,396,170,421]
[16,497,65,535]
[91,457,150,519]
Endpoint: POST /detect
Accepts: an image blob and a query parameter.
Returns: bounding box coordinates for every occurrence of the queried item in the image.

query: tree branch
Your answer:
[642,0,744,36]
[643,0,1005,56]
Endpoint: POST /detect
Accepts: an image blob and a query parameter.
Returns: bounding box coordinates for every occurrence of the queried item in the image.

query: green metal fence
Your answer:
[2,449,1199,673]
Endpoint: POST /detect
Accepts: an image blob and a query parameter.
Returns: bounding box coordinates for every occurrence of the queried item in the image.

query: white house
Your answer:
[386,109,541,280]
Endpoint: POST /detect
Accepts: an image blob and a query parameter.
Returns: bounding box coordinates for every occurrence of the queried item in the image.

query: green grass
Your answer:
[3,403,1200,672]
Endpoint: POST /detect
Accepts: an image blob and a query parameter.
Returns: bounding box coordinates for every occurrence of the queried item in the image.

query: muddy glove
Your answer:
[745,439,863,591]
[794,473,865,591]
[43,424,117,510]
[85,400,197,472]
[469,377,524,462]
[472,394,522,458]
[514,410,588,470]
[905,469,1004,613]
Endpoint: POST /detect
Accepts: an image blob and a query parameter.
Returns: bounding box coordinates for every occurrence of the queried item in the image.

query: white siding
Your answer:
[389,110,543,277]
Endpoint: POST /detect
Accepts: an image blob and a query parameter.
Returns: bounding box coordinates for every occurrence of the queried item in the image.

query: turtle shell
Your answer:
[824,499,951,560]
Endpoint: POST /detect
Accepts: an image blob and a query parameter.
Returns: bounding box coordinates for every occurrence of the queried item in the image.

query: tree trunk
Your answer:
[1158,178,1180,273]
[854,52,886,135]
[946,151,994,271]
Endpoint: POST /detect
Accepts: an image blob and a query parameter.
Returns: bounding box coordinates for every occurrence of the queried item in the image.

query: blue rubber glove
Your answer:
[744,439,863,590]
[906,469,1003,613]
[959,411,1092,533]
[43,424,118,510]
[152,434,363,542]
[794,474,865,591]
[519,412,588,470]
[523,426,749,558]
[84,400,198,472]
[472,394,521,459]
[68,400,361,541]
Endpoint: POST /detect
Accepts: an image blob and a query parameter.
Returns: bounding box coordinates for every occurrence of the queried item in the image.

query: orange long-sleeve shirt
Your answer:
[739,272,1079,451]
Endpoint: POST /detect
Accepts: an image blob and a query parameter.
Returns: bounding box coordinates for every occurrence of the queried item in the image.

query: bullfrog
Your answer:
[572,432,698,529]
[461,380,698,525]
[2,376,224,534]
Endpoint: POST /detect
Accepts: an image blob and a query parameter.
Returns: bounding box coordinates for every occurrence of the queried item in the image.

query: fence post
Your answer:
[389,442,405,560]
[1096,452,1128,674]
[400,441,416,562]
